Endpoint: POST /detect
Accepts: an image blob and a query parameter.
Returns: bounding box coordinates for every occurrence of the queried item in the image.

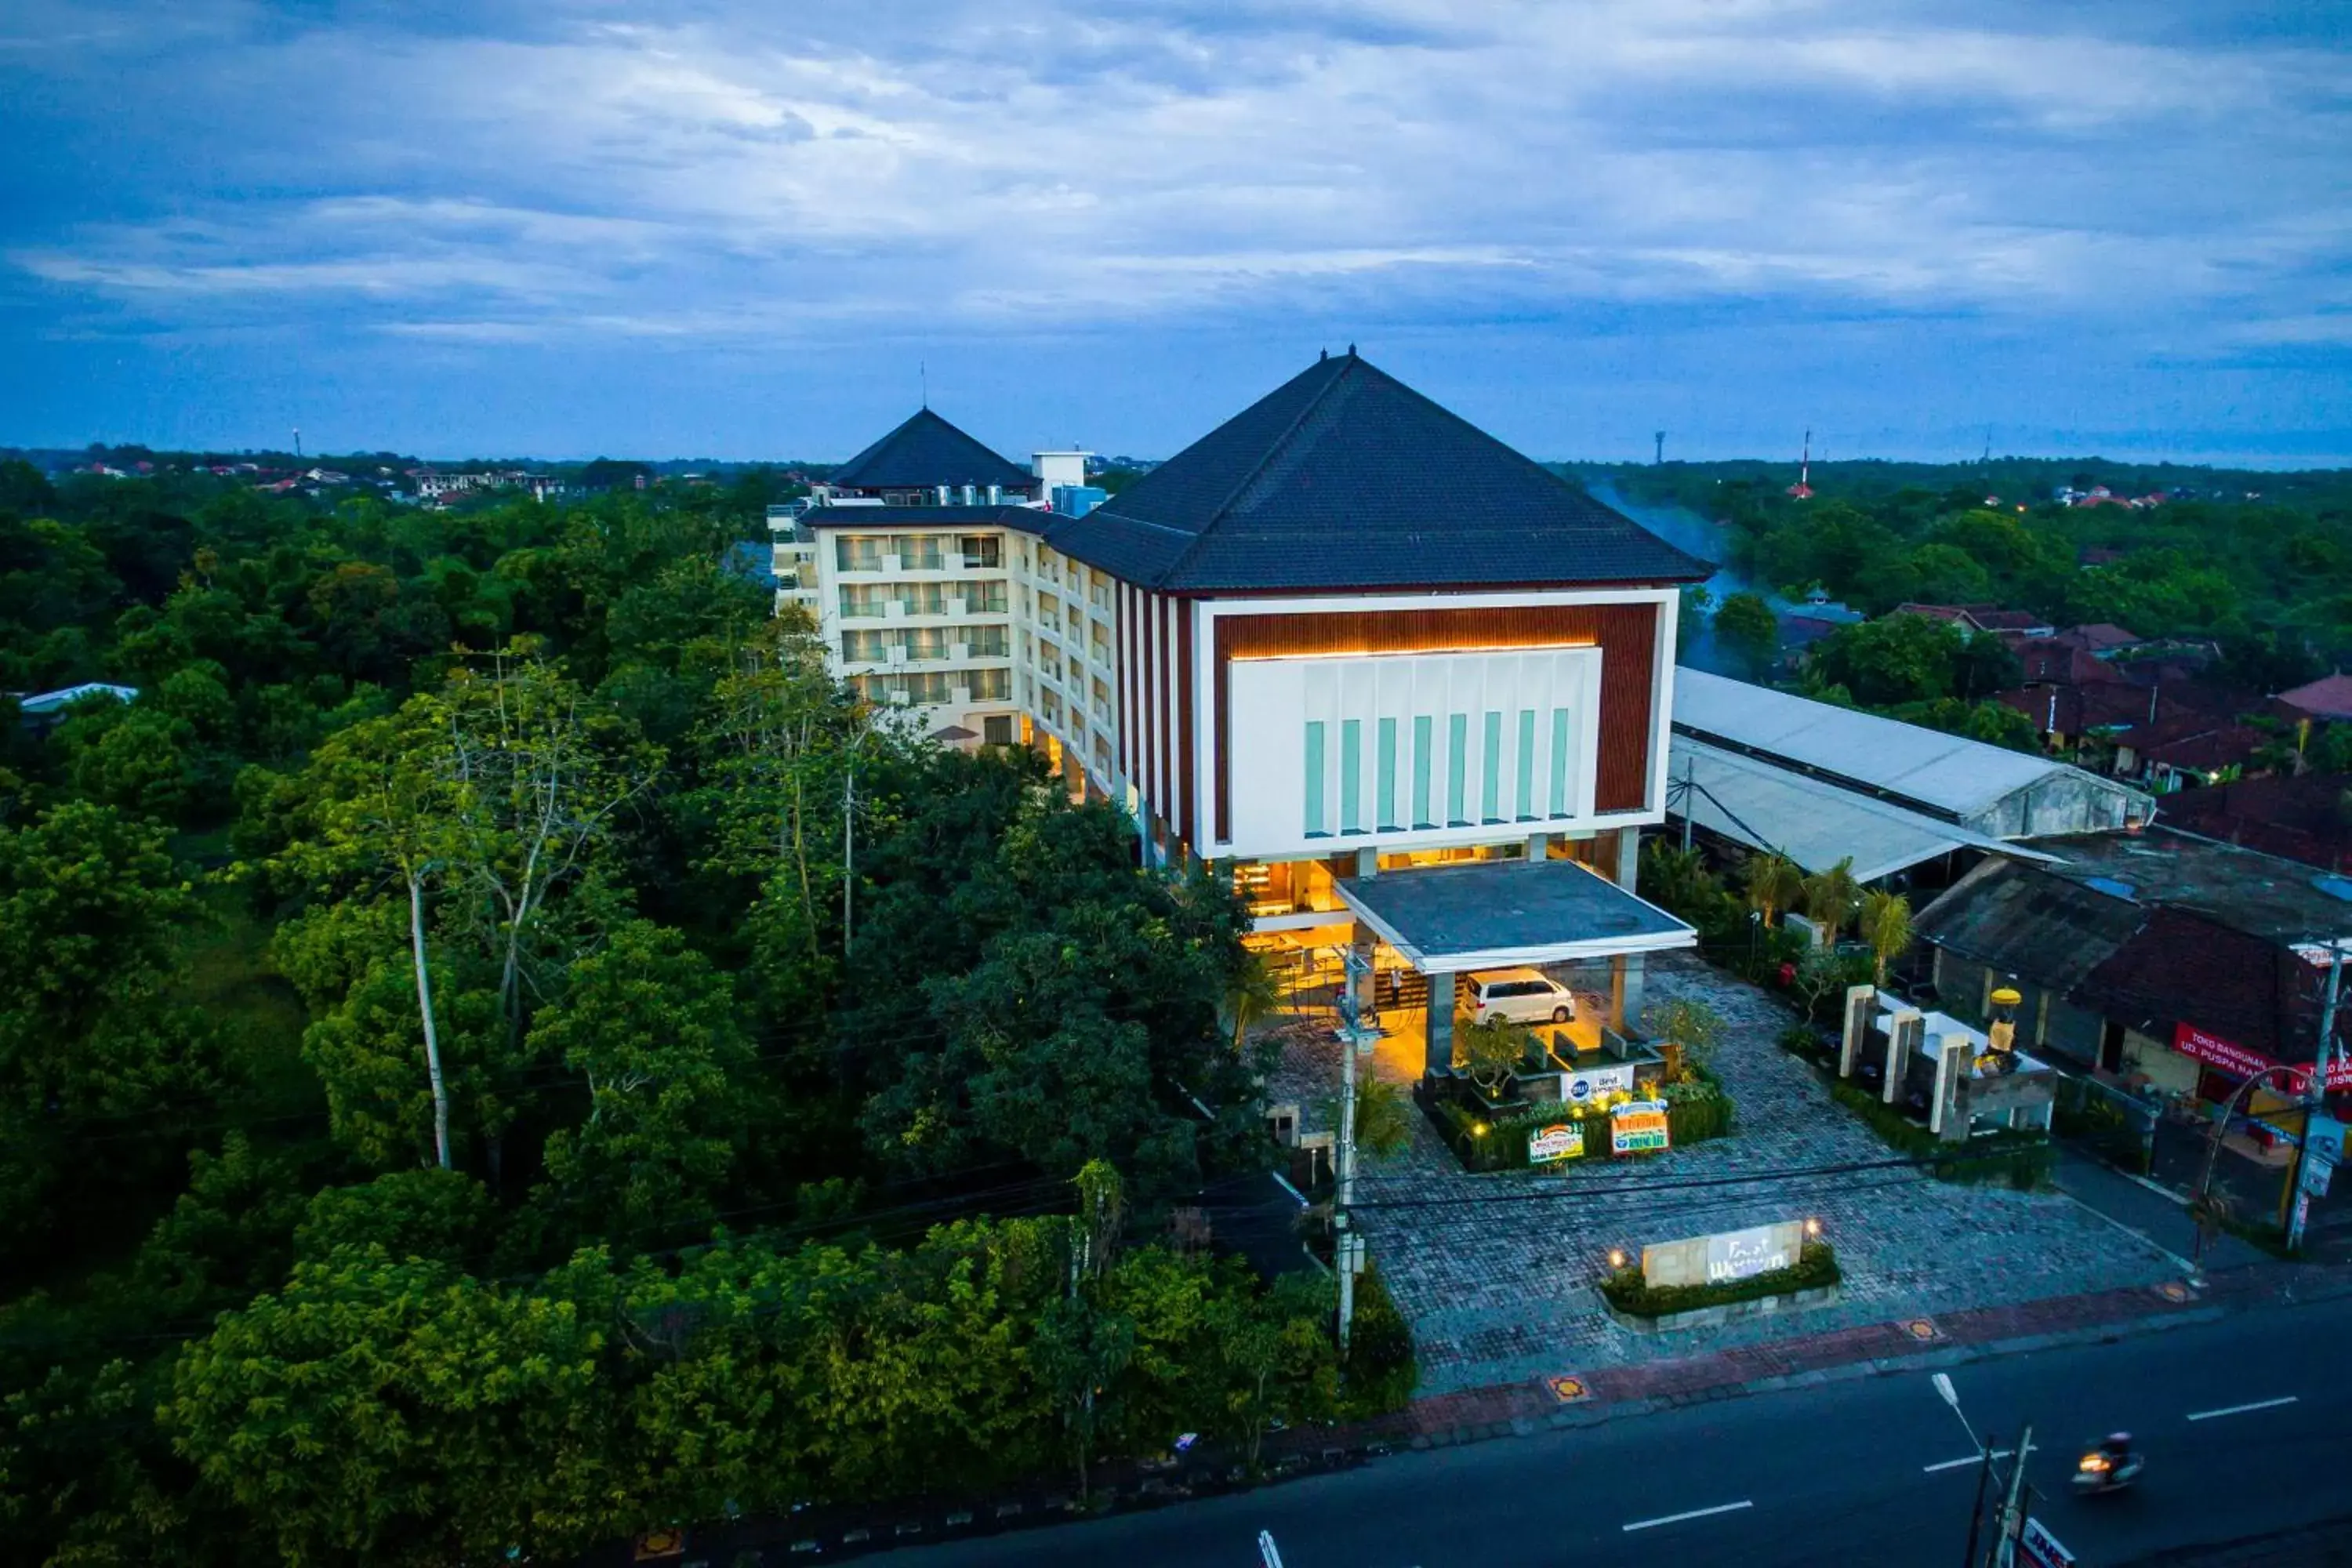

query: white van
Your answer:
[1461,968,1577,1026]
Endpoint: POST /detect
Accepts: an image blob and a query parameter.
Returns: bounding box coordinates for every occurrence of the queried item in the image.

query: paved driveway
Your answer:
[1329,950,2184,1395]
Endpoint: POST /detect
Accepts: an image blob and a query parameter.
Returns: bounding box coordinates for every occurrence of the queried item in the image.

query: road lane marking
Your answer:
[1623,1501,1753,1532]
[2187,1396,2299,1421]
[1923,1450,2013,1473]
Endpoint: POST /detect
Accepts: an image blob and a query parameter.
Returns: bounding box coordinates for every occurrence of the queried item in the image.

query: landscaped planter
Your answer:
[1602,1281,1842,1334]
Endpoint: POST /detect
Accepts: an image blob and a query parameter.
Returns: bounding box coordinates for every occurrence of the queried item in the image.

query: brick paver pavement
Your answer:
[1323,949,2187,1395]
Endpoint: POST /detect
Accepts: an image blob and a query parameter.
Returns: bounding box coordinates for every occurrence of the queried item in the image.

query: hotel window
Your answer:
[957,534,1001,569]
[1412,716,1434,829]
[982,715,1014,746]
[1549,709,1572,817]
[841,630,887,662]
[1446,713,1468,826]
[1339,720,1362,833]
[967,581,1007,613]
[967,625,1009,657]
[1480,713,1503,823]
[1304,721,1328,837]
[970,667,1011,700]
[836,535,885,572]
[893,535,945,571]
[1515,710,1537,820]
[1376,717,1399,830]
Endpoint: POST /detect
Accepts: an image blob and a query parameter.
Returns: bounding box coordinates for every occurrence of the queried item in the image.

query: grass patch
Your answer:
[1600,1240,1841,1318]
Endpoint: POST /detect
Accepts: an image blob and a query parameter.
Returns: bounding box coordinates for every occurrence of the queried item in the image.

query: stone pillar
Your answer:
[1885,1009,1922,1105]
[1838,985,1876,1078]
[1612,826,1641,891]
[1526,832,1549,860]
[1609,953,1646,1033]
[1356,847,1378,879]
[1426,971,1456,1079]
[1930,1033,1970,1141]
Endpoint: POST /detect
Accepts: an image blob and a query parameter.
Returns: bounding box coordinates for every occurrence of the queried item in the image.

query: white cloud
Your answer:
[7,0,2349,361]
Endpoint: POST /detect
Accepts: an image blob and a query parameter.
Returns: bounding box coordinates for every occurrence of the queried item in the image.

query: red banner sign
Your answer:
[2172,1023,2352,1091]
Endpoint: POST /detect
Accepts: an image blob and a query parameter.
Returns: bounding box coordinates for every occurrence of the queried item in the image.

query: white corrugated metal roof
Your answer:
[1671,667,2065,820]
[1667,738,2052,884]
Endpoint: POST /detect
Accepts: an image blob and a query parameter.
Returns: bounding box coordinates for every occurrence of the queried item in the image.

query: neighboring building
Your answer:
[2161,775,2352,873]
[2278,673,2352,727]
[1913,829,2352,1103]
[1888,603,2056,639]
[1670,667,2151,857]
[780,351,1718,1070]
[13,682,138,734]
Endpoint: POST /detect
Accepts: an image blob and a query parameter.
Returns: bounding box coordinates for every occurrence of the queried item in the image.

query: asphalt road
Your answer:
[876,1293,2352,1567]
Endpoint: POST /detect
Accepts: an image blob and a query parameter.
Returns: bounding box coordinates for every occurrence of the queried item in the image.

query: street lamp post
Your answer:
[1933,1374,1995,1568]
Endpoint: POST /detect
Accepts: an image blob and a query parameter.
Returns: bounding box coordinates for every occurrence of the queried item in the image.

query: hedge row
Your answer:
[1423,1080,1734,1173]
[1828,1080,2055,1189]
[1599,1240,1841,1318]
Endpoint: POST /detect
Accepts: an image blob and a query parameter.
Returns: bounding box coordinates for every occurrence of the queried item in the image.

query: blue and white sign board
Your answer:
[2020,1516,2074,1568]
[1563,1062,1635,1105]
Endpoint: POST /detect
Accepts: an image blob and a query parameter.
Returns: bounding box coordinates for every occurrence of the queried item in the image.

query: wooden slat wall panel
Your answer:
[1210,602,1660,840]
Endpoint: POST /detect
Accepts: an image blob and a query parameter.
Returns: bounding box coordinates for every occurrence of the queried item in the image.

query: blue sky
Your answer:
[3,1,2348,464]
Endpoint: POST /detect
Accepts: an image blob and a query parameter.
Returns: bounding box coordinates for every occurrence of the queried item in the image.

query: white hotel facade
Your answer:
[773,353,1712,1072]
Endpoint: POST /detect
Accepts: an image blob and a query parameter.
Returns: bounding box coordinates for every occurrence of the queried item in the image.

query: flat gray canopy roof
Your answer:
[1335,856,1697,975]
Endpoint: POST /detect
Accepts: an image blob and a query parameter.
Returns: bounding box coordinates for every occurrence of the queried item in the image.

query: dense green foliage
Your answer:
[1585,459,2352,742]
[0,466,1345,1564]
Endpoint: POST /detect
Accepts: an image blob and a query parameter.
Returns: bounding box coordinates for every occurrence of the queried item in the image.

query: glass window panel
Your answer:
[1447,713,1468,826]
[1413,716,1434,829]
[1376,717,1398,829]
[1550,708,1572,816]
[1340,720,1362,833]
[1304,722,1327,836]
[1516,710,1537,819]
[1481,712,1503,823]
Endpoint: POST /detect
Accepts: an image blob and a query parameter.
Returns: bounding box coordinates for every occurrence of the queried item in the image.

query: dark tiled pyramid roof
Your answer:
[1044,351,1710,593]
[831,408,1033,492]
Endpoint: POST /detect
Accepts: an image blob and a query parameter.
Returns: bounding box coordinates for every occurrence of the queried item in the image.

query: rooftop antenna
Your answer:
[1801,429,1810,488]
[1654,430,1665,466]
[1981,426,1993,464]
[920,361,927,409]
[292,426,302,460]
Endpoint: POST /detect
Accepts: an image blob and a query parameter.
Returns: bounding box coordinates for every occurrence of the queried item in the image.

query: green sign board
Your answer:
[1528,1122,1586,1164]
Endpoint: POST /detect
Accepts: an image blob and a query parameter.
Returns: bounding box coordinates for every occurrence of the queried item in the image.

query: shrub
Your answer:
[1829,1080,2054,1189]
[1339,1261,1416,1417]
[1599,1240,1841,1318]
[1417,1078,1733,1171]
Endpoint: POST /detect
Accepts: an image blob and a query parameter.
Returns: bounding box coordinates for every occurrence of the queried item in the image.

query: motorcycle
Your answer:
[2071,1436,2145,1496]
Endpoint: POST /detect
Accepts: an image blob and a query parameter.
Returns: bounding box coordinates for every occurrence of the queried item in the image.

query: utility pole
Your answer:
[1680,753,1697,855]
[2286,944,2344,1250]
[842,760,854,953]
[1335,944,1367,1351]
[1962,1429,1997,1568]
[1993,1425,2034,1567]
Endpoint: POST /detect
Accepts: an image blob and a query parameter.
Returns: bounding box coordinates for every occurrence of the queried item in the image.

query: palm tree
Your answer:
[1741,851,1804,927]
[1639,841,1714,916]
[1224,946,1284,1054]
[1802,856,1862,941]
[1858,888,1914,987]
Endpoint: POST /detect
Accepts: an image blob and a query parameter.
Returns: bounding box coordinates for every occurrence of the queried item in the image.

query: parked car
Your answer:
[1461,968,1576,1026]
